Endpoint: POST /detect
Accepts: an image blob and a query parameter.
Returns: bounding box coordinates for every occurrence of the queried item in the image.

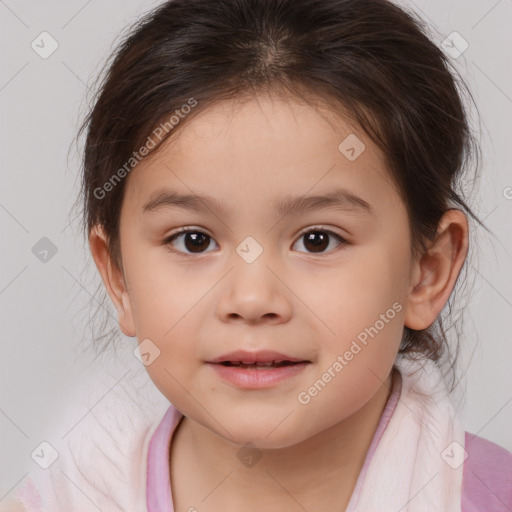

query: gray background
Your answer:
[1,0,511,500]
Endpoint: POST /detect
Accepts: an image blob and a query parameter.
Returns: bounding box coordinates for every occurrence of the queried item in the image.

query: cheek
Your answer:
[124,264,207,388]
[124,246,196,333]
[309,252,406,348]
[310,247,407,408]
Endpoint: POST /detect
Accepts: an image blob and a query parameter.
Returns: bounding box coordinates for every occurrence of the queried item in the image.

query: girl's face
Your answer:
[108,93,417,448]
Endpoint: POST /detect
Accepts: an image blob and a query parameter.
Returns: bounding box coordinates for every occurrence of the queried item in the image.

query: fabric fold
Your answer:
[13,356,465,511]
[348,356,464,512]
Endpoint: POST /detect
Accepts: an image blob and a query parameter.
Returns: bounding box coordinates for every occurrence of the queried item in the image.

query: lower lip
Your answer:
[207,362,310,388]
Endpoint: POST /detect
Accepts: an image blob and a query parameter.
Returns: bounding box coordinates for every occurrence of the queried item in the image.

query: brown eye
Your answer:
[293,229,347,254]
[163,227,348,255]
[164,229,217,254]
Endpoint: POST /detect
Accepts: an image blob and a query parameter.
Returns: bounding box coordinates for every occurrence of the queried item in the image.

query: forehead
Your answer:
[123,93,398,217]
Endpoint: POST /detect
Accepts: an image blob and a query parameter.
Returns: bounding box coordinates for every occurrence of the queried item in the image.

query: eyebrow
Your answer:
[142,187,373,217]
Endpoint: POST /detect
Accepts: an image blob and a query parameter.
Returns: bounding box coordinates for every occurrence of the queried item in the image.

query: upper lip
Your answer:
[207,350,310,364]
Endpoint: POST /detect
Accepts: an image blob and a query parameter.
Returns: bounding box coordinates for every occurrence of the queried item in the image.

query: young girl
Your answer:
[8,0,512,510]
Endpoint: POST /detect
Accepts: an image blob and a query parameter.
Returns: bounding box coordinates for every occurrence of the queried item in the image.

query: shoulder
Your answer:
[9,370,172,511]
[4,476,44,512]
[462,432,512,512]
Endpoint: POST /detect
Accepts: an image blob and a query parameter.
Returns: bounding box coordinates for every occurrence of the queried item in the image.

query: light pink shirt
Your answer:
[12,370,512,510]
[147,372,512,511]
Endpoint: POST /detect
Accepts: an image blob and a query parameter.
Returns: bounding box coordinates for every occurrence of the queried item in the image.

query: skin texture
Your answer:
[89,92,469,511]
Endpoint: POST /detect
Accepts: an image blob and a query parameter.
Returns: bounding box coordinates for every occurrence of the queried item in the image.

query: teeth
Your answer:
[238,360,281,366]
[223,360,299,368]
[239,360,285,365]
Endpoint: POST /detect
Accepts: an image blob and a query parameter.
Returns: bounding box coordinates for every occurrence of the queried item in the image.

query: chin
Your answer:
[214,420,310,451]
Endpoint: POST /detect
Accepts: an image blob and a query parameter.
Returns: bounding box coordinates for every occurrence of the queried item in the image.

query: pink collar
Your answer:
[147,369,402,512]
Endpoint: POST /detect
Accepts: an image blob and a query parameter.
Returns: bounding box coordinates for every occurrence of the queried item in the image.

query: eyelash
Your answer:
[162,226,349,256]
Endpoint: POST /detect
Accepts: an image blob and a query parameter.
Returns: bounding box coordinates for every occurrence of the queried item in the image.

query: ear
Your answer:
[88,225,136,337]
[404,209,469,330]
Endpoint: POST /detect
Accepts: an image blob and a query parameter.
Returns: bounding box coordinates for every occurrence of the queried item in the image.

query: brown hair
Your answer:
[73,0,489,379]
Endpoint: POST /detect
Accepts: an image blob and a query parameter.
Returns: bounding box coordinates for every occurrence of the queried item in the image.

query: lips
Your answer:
[219,361,298,368]
[207,349,311,388]
[207,349,310,366]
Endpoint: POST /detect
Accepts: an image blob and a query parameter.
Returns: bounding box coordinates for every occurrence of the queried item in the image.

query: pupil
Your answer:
[304,232,328,252]
[182,231,329,253]
[185,232,209,253]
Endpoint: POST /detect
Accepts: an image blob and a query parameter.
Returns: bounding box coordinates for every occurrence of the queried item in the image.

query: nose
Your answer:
[215,258,292,325]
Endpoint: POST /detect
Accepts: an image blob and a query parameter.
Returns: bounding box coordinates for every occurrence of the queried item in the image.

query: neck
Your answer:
[170,371,395,512]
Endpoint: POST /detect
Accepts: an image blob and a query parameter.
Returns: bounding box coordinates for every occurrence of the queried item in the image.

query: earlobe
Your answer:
[88,225,137,337]
[404,210,469,331]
